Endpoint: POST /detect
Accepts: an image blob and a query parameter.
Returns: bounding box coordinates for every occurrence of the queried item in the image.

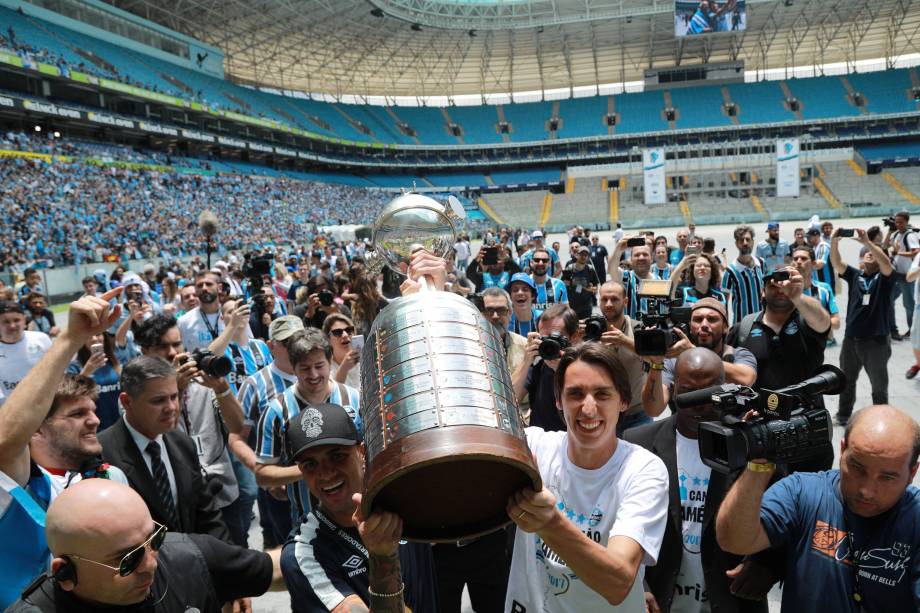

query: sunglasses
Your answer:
[531,257,550,263]
[66,522,167,577]
[482,307,510,316]
[330,326,355,337]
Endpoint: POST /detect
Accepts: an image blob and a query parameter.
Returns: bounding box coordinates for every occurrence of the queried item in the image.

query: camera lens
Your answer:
[538,338,562,361]
[193,350,233,378]
[319,290,334,307]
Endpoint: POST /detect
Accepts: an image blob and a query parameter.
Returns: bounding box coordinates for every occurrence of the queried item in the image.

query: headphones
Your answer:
[52,556,77,586]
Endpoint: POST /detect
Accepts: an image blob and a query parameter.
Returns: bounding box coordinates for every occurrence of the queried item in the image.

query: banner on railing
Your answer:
[776,138,800,198]
[643,148,667,205]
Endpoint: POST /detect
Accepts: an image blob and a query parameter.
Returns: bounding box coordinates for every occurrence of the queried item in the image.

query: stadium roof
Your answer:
[103,0,920,100]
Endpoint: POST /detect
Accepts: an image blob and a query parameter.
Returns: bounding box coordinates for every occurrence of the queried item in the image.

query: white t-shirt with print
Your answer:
[505,427,669,613]
[671,433,713,613]
[0,331,52,405]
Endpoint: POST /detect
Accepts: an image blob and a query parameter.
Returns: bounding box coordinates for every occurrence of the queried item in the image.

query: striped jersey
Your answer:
[237,364,297,429]
[532,276,568,311]
[679,285,727,306]
[653,264,672,281]
[689,8,714,33]
[621,270,661,319]
[803,281,839,316]
[224,339,273,394]
[813,241,835,295]
[721,258,764,325]
[256,383,361,522]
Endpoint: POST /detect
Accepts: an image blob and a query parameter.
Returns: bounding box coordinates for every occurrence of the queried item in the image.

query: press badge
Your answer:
[862,294,870,306]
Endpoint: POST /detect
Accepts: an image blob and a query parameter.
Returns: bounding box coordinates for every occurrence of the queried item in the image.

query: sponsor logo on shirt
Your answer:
[342,554,367,577]
[810,520,911,586]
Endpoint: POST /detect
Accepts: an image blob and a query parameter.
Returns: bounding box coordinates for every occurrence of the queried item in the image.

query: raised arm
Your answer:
[607,237,630,277]
[783,267,831,334]
[716,465,774,556]
[0,289,122,485]
[829,232,847,277]
[857,229,893,276]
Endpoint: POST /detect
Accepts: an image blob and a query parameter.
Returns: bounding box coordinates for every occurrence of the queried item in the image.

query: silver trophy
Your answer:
[359,192,540,542]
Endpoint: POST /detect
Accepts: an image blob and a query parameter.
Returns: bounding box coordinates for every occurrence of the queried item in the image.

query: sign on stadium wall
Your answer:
[643,148,667,205]
[776,138,800,198]
[0,95,18,109]
[87,112,134,129]
[22,100,81,119]
[181,129,215,142]
[139,122,179,136]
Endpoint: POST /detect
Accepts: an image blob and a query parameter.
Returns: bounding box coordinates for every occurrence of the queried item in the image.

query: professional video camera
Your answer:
[632,279,691,356]
[674,365,845,473]
[242,251,274,293]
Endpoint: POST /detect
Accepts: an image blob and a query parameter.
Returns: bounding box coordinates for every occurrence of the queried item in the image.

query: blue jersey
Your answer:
[689,8,714,33]
[803,281,839,316]
[509,308,543,337]
[224,339,273,394]
[755,239,790,273]
[481,271,511,290]
[760,470,920,612]
[813,241,836,295]
[256,383,361,523]
[653,264,672,281]
[532,276,568,311]
[679,285,727,307]
[0,469,51,608]
[237,363,296,431]
[721,258,764,325]
[520,247,560,275]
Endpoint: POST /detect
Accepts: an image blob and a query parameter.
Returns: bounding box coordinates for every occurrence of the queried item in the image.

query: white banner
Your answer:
[643,148,667,205]
[776,139,800,198]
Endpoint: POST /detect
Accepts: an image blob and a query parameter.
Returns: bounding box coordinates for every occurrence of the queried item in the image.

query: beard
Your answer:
[765,294,793,312]
[690,331,720,351]
[198,290,217,304]
[739,246,752,256]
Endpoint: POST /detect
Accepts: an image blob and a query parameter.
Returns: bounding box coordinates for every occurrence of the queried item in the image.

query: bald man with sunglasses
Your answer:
[9,479,281,612]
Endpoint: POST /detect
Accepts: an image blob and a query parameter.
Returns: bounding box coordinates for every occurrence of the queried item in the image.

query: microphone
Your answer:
[198,210,219,238]
[673,383,743,410]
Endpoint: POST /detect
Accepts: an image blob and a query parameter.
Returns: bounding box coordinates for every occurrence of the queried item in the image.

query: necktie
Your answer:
[146,441,180,529]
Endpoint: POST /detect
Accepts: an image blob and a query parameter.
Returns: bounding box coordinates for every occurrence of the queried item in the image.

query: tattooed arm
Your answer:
[350,493,408,613]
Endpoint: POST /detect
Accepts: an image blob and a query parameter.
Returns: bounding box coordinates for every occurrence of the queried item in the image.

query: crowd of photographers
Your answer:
[0,213,918,613]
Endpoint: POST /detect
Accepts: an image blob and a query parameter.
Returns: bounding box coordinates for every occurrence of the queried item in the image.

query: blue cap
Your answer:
[767,222,780,230]
[506,272,536,294]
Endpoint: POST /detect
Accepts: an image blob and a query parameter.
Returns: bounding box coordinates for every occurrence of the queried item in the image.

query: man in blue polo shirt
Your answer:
[830,228,895,426]
[716,404,920,613]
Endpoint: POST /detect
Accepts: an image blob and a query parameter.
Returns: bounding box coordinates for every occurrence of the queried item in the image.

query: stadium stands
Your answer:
[4,5,918,149]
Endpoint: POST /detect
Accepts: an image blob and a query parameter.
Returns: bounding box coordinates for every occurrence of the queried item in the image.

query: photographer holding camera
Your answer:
[642,298,757,418]
[728,266,831,396]
[830,228,895,426]
[716,404,920,612]
[594,281,650,433]
[514,304,582,431]
[562,245,600,319]
[882,211,919,340]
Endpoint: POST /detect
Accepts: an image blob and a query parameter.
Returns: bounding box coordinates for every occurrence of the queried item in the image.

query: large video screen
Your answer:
[675,1,746,37]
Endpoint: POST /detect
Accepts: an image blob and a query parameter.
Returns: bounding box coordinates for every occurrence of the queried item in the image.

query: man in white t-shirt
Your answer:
[0,300,51,405]
[505,342,669,612]
[177,270,245,352]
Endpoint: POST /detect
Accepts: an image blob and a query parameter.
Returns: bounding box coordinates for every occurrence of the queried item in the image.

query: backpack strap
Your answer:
[734,313,760,347]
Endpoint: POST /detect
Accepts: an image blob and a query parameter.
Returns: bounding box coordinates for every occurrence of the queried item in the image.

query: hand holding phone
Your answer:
[350,334,365,355]
[626,237,647,248]
[837,229,855,238]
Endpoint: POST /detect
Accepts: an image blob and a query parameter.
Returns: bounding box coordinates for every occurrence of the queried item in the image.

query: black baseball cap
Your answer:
[285,403,360,462]
[0,301,24,315]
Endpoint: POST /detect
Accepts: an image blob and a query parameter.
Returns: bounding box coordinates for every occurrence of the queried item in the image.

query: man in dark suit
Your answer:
[99,355,230,542]
[623,348,772,613]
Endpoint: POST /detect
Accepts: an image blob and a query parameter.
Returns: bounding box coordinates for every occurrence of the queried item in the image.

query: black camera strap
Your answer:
[200,310,220,341]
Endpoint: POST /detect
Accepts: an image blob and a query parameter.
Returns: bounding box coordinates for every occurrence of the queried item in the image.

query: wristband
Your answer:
[648,361,665,371]
[368,583,405,599]
[215,387,232,399]
[747,461,776,473]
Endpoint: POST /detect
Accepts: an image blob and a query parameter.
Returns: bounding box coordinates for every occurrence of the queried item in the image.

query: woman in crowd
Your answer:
[670,252,726,305]
[323,313,361,390]
[652,244,672,280]
[345,266,389,338]
[67,331,121,432]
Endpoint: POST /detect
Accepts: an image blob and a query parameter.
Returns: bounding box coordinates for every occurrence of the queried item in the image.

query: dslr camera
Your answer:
[190,349,233,378]
[242,251,274,293]
[675,365,845,473]
[583,314,609,342]
[538,332,570,361]
[632,279,691,356]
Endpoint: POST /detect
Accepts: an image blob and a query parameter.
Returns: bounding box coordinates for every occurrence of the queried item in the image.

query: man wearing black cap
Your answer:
[279,404,439,613]
[562,245,599,319]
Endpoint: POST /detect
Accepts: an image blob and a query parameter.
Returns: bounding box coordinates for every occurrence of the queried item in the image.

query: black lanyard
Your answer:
[313,506,369,559]
[200,310,220,340]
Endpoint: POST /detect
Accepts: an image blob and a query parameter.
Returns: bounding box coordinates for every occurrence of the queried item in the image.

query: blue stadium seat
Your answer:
[614,90,668,134]
[447,105,503,144]
[556,96,609,138]
[670,85,732,129]
[727,81,794,124]
[502,101,552,142]
[785,76,860,120]
[847,69,916,115]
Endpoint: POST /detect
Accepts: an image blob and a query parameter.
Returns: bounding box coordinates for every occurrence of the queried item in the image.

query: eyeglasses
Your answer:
[482,307,510,316]
[66,522,167,577]
[330,326,355,337]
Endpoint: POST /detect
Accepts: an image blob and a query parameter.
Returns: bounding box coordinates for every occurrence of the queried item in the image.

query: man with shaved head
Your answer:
[9,479,275,612]
[624,348,770,612]
[717,404,920,612]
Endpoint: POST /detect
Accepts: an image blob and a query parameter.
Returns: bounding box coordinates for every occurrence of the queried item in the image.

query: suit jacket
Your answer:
[622,416,767,613]
[99,417,231,543]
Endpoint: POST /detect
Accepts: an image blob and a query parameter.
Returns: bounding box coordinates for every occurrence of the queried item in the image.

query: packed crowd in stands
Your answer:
[0,132,397,271]
[1,209,918,612]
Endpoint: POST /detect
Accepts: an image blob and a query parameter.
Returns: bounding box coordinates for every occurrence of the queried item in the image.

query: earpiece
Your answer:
[52,556,77,586]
